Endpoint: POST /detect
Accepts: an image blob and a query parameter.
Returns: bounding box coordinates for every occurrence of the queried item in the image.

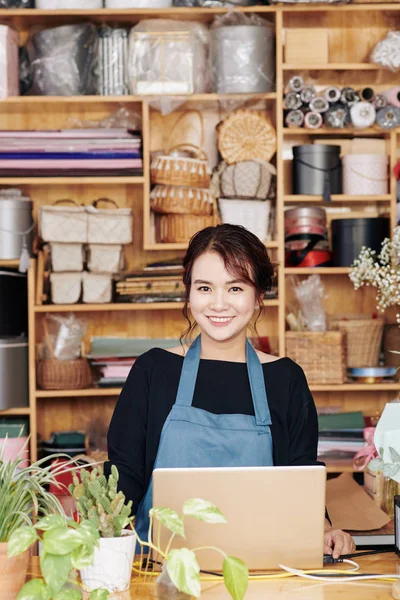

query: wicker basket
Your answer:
[39,199,87,244]
[86,198,133,245]
[330,316,384,368]
[155,214,214,243]
[217,109,277,165]
[285,331,347,385]
[151,185,213,216]
[37,358,92,390]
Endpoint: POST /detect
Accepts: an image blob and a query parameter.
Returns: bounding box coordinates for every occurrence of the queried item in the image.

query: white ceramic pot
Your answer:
[80,530,136,593]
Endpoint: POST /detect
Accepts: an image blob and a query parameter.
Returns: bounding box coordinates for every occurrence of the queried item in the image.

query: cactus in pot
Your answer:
[69,465,136,594]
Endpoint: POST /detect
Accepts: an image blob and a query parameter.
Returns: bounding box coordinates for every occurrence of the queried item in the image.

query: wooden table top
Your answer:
[28,553,400,599]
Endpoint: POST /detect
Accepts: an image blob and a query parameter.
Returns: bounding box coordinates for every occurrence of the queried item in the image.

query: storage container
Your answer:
[50,272,82,305]
[51,243,84,273]
[0,271,28,337]
[87,244,123,274]
[285,331,347,385]
[211,24,275,94]
[40,201,87,244]
[0,192,33,259]
[37,358,92,390]
[86,200,133,245]
[342,154,388,195]
[151,185,213,216]
[330,315,385,368]
[0,336,29,409]
[82,272,113,304]
[331,217,390,266]
[293,144,342,197]
[220,160,275,200]
[218,199,272,242]
[155,214,214,243]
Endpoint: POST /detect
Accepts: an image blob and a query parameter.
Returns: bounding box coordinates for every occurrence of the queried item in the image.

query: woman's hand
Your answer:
[324,525,356,559]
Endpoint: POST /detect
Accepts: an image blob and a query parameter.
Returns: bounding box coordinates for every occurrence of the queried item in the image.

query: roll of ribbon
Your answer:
[376,106,400,129]
[285,109,304,128]
[309,96,329,113]
[300,85,316,104]
[340,87,360,106]
[381,86,400,108]
[304,111,323,129]
[374,94,388,109]
[350,101,376,129]
[324,103,351,129]
[358,87,375,102]
[325,86,341,104]
[284,91,302,110]
[288,75,304,93]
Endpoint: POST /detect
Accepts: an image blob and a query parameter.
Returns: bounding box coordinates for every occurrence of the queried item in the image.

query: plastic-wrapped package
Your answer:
[0,25,19,99]
[0,0,33,6]
[41,314,87,361]
[370,31,400,72]
[23,23,98,96]
[36,0,102,7]
[128,20,211,95]
[210,13,275,94]
[292,274,327,332]
[97,26,129,96]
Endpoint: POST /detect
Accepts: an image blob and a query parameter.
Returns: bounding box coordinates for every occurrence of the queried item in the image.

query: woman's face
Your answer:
[189,251,258,344]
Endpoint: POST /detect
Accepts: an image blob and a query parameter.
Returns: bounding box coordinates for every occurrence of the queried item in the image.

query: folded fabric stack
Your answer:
[115,259,184,304]
[0,129,142,177]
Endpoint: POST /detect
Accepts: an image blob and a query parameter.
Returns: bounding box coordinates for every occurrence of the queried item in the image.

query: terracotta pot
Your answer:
[0,543,29,600]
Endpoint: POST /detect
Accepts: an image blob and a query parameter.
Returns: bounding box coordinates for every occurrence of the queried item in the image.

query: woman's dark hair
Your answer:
[181,224,275,342]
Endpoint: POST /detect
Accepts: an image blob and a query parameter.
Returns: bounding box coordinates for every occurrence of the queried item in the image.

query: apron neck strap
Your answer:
[175,335,272,426]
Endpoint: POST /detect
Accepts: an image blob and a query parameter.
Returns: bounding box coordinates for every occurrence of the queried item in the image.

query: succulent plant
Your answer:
[69,465,133,538]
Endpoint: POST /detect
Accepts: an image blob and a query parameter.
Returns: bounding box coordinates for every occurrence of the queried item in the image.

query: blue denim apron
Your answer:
[135,335,273,542]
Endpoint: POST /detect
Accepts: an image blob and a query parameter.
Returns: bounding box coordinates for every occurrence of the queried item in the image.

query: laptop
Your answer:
[152,466,326,571]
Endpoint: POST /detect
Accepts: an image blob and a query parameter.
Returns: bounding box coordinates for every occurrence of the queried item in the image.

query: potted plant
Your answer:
[134,498,249,600]
[8,515,109,600]
[69,465,136,594]
[0,439,74,600]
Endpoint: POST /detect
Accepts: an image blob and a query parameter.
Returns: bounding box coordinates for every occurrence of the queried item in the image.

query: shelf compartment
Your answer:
[0,177,144,185]
[285,267,350,275]
[284,194,391,203]
[34,299,281,313]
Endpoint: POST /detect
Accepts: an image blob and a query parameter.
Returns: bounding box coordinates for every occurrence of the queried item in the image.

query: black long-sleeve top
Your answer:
[106,348,323,514]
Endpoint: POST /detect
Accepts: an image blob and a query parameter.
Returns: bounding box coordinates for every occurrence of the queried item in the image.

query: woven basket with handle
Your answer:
[151,185,213,216]
[155,213,215,244]
[330,315,385,368]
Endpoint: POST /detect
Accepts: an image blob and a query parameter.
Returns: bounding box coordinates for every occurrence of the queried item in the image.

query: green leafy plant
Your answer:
[69,465,133,538]
[134,498,249,600]
[8,515,109,600]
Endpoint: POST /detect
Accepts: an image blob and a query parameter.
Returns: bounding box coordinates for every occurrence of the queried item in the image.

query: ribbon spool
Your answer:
[288,75,304,93]
[284,91,302,110]
[300,85,316,104]
[374,94,388,109]
[309,96,329,113]
[285,109,304,128]
[376,106,400,129]
[324,103,351,129]
[325,86,341,104]
[340,87,360,106]
[350,101,376,129]
[304,112,323,129]
[358,87,375,102]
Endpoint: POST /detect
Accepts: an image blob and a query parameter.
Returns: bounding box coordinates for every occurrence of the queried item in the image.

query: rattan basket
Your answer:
[285,331,347,385]
[151,185,213,216]
[217,109,277,165]
[155,214,215,243]
[330,315,384,368]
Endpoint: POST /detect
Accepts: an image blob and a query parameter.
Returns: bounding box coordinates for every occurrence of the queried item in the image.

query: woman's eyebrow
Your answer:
[193,279,246,285]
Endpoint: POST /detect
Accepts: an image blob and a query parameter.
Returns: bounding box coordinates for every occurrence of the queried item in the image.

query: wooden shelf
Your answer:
[0,407,31,416]
[34,299,280,313]
[285,267,351,275]
[310,383,400,392]
[0,259,20,267]
[284,194,391,203]
[0,93,277,104]
[145,240,279,251]
[283,128,386,136]
[36,388,121,398]
[0,177,144,185]
[283,63,381,71]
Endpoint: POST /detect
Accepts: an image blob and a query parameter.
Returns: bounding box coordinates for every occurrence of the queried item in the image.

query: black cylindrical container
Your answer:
[331,217,390,266]
[293,145,342,195]
[0,271,28,336]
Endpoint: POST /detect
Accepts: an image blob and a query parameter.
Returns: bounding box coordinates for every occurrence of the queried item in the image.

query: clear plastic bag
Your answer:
[66,106,142,131]
[210,13,275,94]
[128,19,211,97]
[292,274,327,332]
[0,25,19,99]
[370,31,400,72]
[41,314,87,361]
[23,23,98,96]
[97,26,130,96]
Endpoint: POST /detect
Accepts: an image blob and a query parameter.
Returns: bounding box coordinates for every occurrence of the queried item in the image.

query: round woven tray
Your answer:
[155,214,215,244]
[217,109,277,165]
[151,185,214,216]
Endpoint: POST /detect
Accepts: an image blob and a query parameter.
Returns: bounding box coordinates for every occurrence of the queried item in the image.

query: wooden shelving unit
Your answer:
[1,3,399,472]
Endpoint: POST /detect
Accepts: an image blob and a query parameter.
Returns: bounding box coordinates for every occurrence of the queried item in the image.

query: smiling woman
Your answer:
[105,224,355,559]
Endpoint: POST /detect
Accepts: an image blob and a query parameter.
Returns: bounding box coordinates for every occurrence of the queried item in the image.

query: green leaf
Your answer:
[40,553,72,595]
[35,515,66,531]
[183,499,227,524]
[166,548,201,598]
[71,544,95,569]
[42,527,83,556]
[17,579,51,600]
[223,556,249,600]
[8,526,38,557]
[389,446,400,463]
[75,521,100,546]
[53,589,82,600]
[150,508,185,538]
[90,590,110,600]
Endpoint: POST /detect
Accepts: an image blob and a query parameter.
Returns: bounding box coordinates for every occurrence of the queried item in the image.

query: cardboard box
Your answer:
[285,28,329,65]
